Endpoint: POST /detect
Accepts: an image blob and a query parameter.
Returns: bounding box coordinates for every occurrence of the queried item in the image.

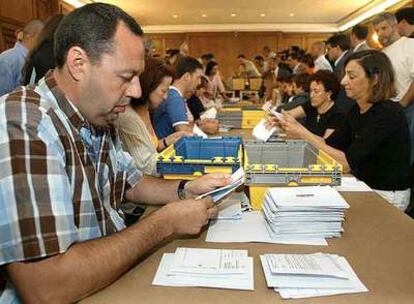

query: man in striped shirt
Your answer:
[0,4,229,303]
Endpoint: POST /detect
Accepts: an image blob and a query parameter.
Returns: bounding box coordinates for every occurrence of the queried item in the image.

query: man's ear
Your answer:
[66,46,90,81]
[182,72,191,82]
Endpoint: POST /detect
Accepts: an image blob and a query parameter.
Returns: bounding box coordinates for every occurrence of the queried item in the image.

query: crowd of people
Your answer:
[0,2,413,302]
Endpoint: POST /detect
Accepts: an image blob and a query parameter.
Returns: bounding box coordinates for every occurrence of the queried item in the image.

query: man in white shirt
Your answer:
[310,41,333,72]
[350,24,371,53]
[374,13,414,163]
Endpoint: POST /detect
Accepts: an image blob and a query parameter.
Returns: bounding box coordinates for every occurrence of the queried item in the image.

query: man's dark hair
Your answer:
[288,52,302,61]
[238,54,246,59]
[326,34,350,51]
[201,53,214,60]
[54,3,143,67]
[167,49,180,57]
[395,7,414,25]
[205,61,218,76]
[254,55,264,61]
[175,56,203,79]
[351,24,369,40]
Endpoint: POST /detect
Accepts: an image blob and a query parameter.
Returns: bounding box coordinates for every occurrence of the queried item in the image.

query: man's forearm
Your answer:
[7,207,174,303]
[400,81,414,107]
[125,176,180,205]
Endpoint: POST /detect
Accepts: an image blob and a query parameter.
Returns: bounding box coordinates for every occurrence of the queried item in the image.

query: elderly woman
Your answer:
[274,50,411,211]
[117,58,189,176]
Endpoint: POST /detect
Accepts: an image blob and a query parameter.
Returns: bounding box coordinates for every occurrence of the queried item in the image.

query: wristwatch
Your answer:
[177,180,189,200]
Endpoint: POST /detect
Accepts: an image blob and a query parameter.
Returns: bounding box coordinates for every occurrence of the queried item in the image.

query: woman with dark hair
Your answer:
[22,14,64,85]
[205,60,226,99]
[273,50,411,210]
[117,58,189,175]
[275,70,345,139]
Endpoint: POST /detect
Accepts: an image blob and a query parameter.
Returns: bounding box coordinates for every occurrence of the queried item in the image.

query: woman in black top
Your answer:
[275,50,410,211]
[22,14,64,85]
[276,70,345,139]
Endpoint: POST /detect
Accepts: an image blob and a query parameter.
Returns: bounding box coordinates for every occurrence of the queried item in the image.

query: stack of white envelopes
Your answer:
[153,247,254,290]
[263,186,350,240]
[261,253,368,299]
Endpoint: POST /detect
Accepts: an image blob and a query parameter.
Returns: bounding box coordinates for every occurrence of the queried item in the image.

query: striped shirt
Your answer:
[0,71,142,303]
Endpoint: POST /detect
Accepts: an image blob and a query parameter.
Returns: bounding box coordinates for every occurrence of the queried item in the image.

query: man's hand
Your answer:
[185,173,231,198]
[160,197,218,235]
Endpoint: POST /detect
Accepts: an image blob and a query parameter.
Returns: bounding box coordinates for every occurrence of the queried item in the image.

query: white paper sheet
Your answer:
[252,118,277,142]
[153,253,254,290]
[206,212,327,246]
[335,177,373,192]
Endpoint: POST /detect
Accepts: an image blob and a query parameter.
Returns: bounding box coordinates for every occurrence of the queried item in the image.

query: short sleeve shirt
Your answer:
[0,71,142,301]
[153,86,189,138]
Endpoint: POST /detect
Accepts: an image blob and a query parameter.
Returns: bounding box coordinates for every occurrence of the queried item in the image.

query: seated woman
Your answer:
[205,61,226,100]
[117,58,189,176]
[273,50,411,211]
[187,76,220,135]
[277,70,345,139]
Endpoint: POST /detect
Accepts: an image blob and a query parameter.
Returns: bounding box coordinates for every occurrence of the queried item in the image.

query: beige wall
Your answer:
[146,32,332,79]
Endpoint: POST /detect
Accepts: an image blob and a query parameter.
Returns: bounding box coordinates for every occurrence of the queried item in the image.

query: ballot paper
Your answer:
[200,107,217,120]
[252,118,278,142]
[260,253,368,299]
[267,108,285,120]
[211,194,243,219]
[335,177,372,192]
[196,167,245,203]
[152,248,254,290]
[206,211,327,246]
[263,186,349,240]
[193,124,208,138]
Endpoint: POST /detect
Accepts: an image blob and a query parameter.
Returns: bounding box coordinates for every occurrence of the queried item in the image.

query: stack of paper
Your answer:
[153,247,254,290]
[196,167,245,203]
[263,186,349,240]
[207,211,327,246]
[261,253,368,299]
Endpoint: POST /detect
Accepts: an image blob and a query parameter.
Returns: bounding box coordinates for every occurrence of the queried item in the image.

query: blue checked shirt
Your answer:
[0,71,142,303]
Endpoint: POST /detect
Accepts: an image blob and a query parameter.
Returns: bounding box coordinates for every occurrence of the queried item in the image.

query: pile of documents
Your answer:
[263,186,350,240]
[261,253,368,299]
[153,247,254,290]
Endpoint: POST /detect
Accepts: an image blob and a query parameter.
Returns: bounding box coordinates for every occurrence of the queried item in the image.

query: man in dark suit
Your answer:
[326,34,355,113]
[350,25,371,53]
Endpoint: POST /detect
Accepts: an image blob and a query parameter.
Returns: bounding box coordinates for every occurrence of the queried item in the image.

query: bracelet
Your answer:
[163,138,168,147]
[177,180,189,200]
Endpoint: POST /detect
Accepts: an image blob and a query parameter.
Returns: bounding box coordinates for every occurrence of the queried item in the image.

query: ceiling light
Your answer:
[339,0,402,31]
[289,13,295,17]
[260,13,266,17]
[231,13,237,17]
[372,32,379,44]
[172,14,178,19]
[201,14,207,18]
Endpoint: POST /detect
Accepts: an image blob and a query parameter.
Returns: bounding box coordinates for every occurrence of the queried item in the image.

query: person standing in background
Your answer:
[0,19,44,95]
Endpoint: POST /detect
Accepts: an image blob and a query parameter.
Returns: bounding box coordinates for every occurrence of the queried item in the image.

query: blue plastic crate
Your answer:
[157,136,243,178]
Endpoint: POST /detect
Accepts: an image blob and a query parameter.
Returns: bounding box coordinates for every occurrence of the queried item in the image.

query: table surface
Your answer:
[82,191,414,304]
